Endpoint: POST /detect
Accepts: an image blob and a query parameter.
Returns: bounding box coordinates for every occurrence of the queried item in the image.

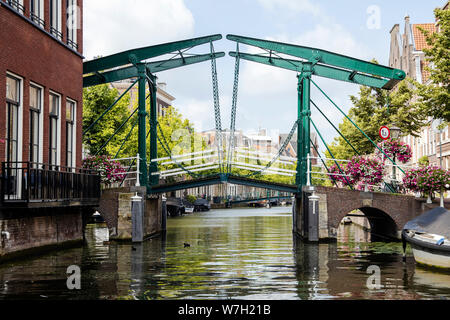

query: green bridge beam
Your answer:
[229,52,390,89]
[83,52,225,87]
[83,34,222,74]
[227,34,405,89]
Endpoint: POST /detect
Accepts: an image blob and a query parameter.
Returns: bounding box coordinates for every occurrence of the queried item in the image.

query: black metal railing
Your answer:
[67,38,78,50]
[30,12,45,28]
[50,27,63,41]
[6,0,25,15]
[1,162,101,204]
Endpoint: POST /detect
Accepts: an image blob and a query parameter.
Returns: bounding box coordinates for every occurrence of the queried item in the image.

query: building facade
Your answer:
[388,2,450,171]
[110,80,176,118]
[0,0,100,260]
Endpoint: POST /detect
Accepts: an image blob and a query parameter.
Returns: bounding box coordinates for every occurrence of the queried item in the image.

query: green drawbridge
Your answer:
[82,34,406,195]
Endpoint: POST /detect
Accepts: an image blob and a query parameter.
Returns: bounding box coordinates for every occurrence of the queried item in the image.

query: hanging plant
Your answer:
[82,155,127,185]
[329,156,385,190]
[376,139,412,164]
[403,166,450,196]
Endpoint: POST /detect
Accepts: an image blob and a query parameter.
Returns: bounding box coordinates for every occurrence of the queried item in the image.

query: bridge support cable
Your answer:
[309,138,339,188]
[311,79,405,175]
[114,116,139,159]
[83,78,139,136]
[210,41,224,174]
[310,100,360,156]
[155,121,202,179]
[240,119,300,178]
[226,43,241,175]
[310,118,354,190]
[94,107,138,156]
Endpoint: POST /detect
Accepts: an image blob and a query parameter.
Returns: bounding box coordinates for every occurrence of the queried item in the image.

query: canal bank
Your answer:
[0,206,449,300]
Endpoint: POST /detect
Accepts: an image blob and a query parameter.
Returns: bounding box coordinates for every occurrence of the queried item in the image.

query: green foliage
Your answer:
[327,78,426,160]
[82,84,133,157]
[418,155,430,167]
[415,8,450,122]
[186,194,197,204]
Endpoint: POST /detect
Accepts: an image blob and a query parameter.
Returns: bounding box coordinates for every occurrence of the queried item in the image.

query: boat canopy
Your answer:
[403,207,450,238]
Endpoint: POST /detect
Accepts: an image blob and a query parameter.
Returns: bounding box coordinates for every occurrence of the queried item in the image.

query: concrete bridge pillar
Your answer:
[294,186,330,242]
[97,186,164,242]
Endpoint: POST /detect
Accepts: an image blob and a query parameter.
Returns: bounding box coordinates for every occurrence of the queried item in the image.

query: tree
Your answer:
[327,78,426,160]
[82,84,133,157]
[415,7,450,122]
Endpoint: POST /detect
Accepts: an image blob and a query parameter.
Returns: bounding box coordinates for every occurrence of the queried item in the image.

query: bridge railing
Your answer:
[106,154,142,188]
[307,155,415,193]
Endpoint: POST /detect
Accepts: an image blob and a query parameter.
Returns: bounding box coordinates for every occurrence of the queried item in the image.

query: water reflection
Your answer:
[0,207,449,300]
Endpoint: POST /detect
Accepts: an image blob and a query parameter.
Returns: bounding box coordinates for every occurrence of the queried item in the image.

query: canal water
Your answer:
[0,206,449,300]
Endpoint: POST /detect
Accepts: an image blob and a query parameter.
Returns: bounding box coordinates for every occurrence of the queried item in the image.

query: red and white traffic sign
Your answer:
[379,126,390,140]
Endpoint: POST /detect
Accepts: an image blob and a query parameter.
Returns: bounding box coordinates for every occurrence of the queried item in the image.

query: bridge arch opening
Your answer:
[83,210,110,244]
[338,207,398,242]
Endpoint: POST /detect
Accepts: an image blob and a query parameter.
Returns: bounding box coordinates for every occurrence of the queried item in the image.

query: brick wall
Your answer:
[0,0,83,167]
[0,207,84,258]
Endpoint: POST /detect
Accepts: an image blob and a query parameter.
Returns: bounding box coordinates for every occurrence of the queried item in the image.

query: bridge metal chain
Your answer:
[210,41,224,173]
[156,121,202,179]
[226,43,241,174]
[242,119,300,178]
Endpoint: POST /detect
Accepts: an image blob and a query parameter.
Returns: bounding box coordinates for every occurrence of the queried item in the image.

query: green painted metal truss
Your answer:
[227,34,405,90]
[82,34,406,194]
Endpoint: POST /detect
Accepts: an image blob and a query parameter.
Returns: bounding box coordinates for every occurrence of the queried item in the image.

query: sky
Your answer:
[83,0,445,153]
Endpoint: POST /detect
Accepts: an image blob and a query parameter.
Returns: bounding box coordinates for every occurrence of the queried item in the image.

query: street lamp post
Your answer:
[389,125,401,188]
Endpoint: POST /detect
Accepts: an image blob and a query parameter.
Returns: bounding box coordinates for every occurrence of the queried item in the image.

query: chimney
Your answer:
[158,82,167,91]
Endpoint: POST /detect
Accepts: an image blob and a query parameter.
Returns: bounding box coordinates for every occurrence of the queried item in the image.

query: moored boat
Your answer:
[402,207,450,269]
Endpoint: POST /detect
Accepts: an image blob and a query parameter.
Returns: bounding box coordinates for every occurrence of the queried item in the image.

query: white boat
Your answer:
[184,206,194,214]
[402,207,450,269]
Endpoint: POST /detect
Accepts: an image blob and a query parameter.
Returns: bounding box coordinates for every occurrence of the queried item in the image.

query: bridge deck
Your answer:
[149,174,298,194]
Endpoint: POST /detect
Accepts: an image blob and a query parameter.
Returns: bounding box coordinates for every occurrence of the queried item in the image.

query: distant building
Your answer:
[110,80,176,117]
[388,2,449,170]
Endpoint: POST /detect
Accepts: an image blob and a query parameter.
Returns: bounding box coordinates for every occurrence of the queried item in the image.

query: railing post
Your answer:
[135,153,141,187]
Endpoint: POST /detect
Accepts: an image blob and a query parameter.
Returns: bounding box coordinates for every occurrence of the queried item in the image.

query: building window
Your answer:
[5,75,21,164]
[49,93,60,167]
[30,0,44,27]
[29,84,42,164]
[50,0,62,40]
[6,0,25,14]
[66,0,78,49]
[65,99,75,168]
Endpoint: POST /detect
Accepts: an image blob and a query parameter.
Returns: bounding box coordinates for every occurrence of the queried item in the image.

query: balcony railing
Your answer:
[50,27,63,41]
[6,0,24,15]
[30,12,45,28]
[1,162,101,206]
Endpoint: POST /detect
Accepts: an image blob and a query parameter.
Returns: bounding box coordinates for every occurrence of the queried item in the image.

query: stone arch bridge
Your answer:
[295,186,450,242]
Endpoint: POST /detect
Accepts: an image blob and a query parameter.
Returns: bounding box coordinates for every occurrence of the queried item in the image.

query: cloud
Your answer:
[83,0,195,60]
[257,0,322,16]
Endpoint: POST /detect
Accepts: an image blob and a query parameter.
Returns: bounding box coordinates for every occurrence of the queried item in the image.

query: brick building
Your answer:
[388,2,450,171]
[0,0,100,259]
[1,0,84,168]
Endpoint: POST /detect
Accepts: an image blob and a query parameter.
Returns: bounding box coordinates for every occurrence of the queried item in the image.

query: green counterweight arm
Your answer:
[84,52,225,87]
[229,52,390,89]
[227,34,405,89]
[84,34,223,74]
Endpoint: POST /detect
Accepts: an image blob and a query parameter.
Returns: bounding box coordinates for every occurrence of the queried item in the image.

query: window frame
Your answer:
[65,98,76,168]
[29,82,44,165]
[66,0,78,49]
[49,0,62,40]
[49,91,61,168]
[30,0,45,28]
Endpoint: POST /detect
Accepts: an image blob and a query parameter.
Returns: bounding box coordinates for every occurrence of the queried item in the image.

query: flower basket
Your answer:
[377,139,412,164]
